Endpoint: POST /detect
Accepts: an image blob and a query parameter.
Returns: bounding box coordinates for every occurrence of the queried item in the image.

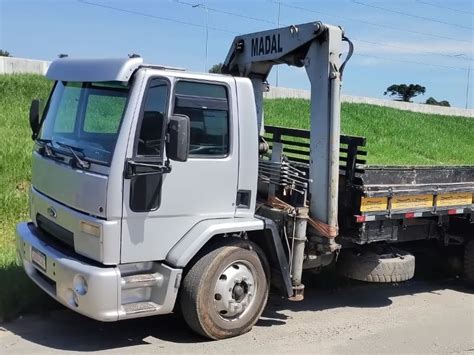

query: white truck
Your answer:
[16,21,474,339]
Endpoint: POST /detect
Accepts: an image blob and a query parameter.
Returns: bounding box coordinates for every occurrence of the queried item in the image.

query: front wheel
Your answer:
[180,239,270,339]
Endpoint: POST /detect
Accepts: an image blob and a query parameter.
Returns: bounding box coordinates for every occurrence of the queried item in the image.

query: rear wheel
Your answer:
[180,239,270,339]
[463,239,474,283]
[338,247,415,283]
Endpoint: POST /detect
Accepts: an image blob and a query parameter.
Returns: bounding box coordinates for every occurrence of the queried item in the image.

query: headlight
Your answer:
[80,221,101,238]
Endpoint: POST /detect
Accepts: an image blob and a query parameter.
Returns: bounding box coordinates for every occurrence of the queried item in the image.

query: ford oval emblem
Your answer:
[47,206,57,219]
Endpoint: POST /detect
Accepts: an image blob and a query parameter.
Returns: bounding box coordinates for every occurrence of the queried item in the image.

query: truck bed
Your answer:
[346,165,474,221]
[263,125,474,243]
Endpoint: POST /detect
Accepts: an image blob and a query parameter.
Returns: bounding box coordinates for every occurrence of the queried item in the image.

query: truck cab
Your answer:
[17,57,268,325]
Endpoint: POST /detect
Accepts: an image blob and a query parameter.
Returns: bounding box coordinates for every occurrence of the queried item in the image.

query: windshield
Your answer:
[39,81,130,165]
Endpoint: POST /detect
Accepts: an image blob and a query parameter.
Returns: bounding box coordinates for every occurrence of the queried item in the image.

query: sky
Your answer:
[1,0,473,108]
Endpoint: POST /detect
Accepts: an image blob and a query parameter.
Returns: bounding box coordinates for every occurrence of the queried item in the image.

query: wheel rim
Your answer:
[213,260,257,320]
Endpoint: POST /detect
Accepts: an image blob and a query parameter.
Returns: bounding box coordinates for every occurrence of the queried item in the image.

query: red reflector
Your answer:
[405,212,415,219]
[448,209,457,215]
[356,215,366,223]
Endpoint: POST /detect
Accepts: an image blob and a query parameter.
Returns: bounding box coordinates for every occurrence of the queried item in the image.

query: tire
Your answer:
[180,238,270,340]
[338,247,415,283]
[464,239,474,283]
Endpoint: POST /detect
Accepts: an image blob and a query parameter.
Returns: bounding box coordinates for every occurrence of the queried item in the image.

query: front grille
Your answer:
[29,223,103,267]
[36,214,74,248]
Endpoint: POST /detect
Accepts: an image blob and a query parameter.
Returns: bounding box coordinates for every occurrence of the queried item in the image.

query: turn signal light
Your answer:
[80,221,101,238]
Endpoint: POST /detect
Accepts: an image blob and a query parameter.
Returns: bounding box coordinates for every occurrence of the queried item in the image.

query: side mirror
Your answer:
[29,99,43,140]
[166,114,190,162]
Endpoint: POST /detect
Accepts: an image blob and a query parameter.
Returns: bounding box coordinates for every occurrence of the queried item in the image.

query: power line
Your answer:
[416,0,474,15]
[77,0,470,71]
[273,0,472,44]
[177,0,473,63]
[77,0,238,35]
[353,38,473,62]
[351,0,473,30]
[357,53,467,70]
[83,0,473,62]
[174,0,280,25]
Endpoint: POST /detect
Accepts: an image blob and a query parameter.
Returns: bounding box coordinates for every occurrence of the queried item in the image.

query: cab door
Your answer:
[121,76,238,263]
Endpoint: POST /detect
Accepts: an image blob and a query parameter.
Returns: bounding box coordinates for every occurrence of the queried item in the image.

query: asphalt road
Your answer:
[1,278,473,354]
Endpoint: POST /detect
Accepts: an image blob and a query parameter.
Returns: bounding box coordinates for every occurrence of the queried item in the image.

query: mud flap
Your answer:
[253,217,293,297]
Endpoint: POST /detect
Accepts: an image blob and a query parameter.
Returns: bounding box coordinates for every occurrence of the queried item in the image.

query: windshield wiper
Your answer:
[36,138,53,155]
[55,142,91,170]
[36,138,64,161]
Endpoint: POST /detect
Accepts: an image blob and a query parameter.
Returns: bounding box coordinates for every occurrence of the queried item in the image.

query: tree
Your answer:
[0,49,11,57]
[208,63,223,74]
[425,97,450,107]
[384,84,426,102]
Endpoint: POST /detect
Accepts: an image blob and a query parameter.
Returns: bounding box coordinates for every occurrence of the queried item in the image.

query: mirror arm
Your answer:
[125,159,172,179]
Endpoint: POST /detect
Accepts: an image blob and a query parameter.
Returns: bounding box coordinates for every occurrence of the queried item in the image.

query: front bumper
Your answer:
[16,222,181,322]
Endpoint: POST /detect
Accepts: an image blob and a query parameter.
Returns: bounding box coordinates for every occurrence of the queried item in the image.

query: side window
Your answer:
[136,78,169,157]
[173,81,229,157]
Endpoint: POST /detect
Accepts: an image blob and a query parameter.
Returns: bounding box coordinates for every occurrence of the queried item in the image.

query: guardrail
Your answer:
[264,86,473,118]
[0,57,50,75]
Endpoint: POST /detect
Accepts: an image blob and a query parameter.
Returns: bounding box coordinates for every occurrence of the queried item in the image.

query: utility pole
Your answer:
[193,3,209,72]
[276,0,281,87]
[454,53,471,109]
[466,61,471,109]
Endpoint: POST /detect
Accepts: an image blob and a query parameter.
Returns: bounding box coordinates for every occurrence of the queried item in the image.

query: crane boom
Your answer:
[223,21,348,238]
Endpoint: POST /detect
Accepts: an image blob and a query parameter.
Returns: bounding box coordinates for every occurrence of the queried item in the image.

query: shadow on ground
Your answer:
[0,263,58,322]
[1,244,471,351]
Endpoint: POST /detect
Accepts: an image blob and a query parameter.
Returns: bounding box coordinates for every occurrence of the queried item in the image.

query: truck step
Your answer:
[121,273,162,289]
[122,301,159,315]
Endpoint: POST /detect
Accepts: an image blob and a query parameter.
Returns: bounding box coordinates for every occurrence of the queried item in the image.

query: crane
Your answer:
[223,21,353,245]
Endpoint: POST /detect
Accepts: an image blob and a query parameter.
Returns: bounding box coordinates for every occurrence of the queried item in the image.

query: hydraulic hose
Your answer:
[340,36,354,81]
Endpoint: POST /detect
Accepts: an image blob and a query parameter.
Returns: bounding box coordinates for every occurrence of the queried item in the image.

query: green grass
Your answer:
[0,74,56,321]
[0,75,472,321]
[264,98,474,165]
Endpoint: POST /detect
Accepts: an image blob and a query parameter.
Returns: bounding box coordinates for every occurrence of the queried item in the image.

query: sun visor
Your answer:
[46,57,143,82]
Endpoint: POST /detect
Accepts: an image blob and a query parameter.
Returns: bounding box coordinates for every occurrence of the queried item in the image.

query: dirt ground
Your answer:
[1,276,473,354]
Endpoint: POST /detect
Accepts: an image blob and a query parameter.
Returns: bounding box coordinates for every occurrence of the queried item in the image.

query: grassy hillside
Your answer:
[0,74,472,320]
[0,74,54,320]
[265,99,474,165]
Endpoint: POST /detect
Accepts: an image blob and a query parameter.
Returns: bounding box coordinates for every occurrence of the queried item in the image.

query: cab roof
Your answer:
[46,57,186,82]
